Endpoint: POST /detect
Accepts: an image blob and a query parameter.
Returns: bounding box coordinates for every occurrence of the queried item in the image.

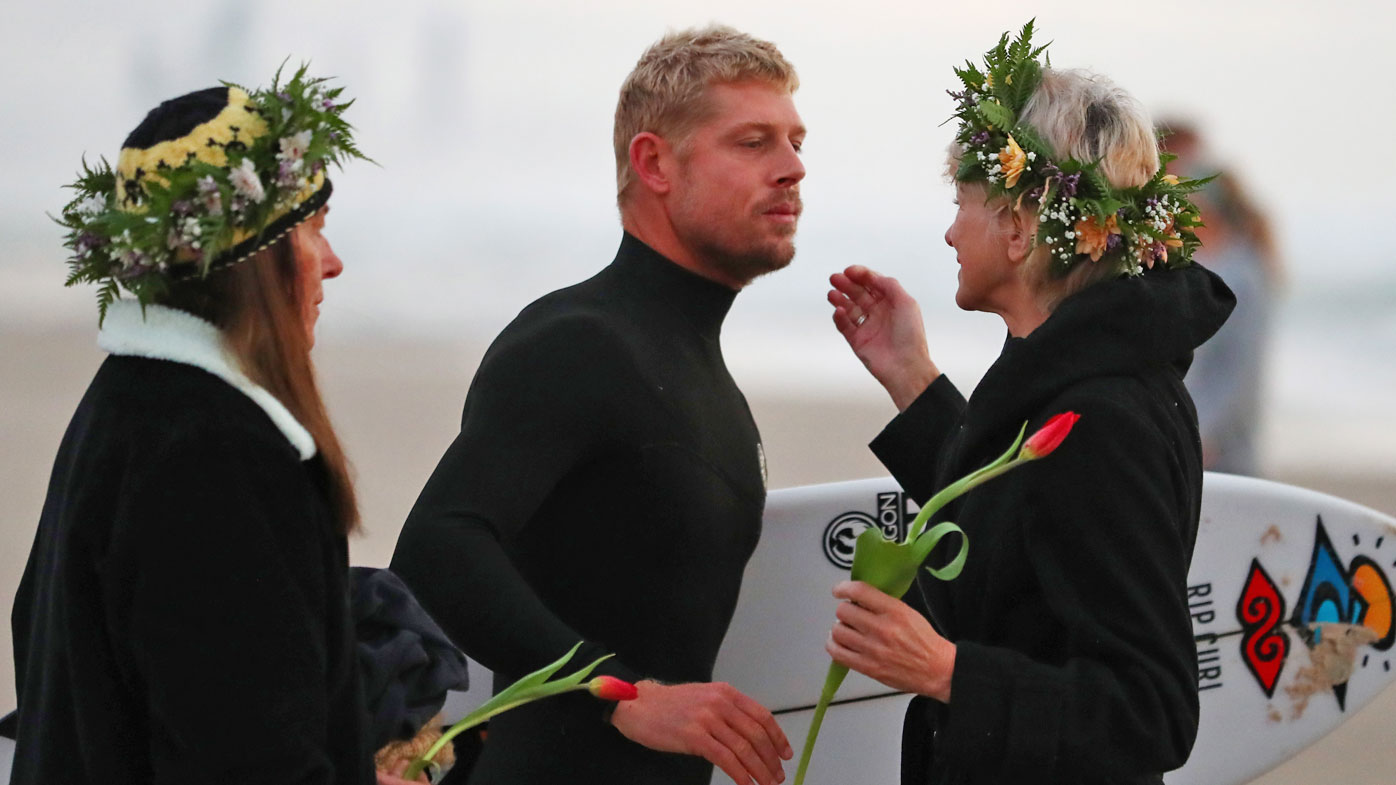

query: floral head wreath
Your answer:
[57,62,370,322]
[948,21,1212,278]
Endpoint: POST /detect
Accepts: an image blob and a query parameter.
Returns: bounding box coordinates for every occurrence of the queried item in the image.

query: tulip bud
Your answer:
[1020,412,1080,460]
[587,675,638,701]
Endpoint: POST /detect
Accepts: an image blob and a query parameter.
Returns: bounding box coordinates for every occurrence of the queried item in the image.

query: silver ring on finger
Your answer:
[855,313,867,327]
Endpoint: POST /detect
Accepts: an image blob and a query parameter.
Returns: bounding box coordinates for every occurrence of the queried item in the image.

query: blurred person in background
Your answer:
[1163,120,1283,476]
[391,25,801,785]
[8,70,423,785]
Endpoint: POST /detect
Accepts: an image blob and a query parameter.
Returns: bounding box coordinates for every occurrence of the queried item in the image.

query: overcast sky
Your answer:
[2,1,1392,377]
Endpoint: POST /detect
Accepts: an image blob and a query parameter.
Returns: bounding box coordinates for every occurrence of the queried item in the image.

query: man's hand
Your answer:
[827,265,939,411]
[610,679,793,785]
[826,580,956,703]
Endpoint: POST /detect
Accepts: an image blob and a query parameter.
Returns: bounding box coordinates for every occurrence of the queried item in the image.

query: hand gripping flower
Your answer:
[792,412,1080,784]
[401,642,638,781]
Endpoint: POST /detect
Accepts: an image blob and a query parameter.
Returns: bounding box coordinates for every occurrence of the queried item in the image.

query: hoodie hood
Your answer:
[965,263,1235,438]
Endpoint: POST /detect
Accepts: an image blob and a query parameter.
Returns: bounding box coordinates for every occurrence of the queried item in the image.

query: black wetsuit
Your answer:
[391,233,767,784]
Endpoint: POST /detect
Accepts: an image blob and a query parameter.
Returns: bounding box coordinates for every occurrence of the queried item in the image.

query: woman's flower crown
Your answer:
[57,63,370,322]
[949,21,1212,278]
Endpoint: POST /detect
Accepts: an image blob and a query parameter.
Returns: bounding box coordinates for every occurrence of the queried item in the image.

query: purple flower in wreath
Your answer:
[74,231,105,260]
[970,130,991,145]
[196,176,223,215]
[117,263,150,281]
[1106,233,1123,252]
[277,159,302,188]
[1058,172,1081,198]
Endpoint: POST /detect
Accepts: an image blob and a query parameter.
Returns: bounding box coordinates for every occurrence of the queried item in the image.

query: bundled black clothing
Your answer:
[10,303,371,785]
[392,233,767,785]
[349,567,470,751]
[870,265,1234,784]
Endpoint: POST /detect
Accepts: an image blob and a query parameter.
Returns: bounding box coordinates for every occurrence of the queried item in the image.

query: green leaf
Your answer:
[1010,124,1052,160]
[1011,19,1036,60]
[1084,165,1113,199]
[912,522,969,581]
[956,157,981,182]
[976,100,1015,131]
[1008,58,1042,109]
[849,528,921,598]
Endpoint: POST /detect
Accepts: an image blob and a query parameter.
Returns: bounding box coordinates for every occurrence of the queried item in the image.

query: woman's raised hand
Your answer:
[828,266,939,411]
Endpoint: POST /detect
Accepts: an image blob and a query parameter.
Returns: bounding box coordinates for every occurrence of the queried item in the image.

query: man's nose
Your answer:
[775,141,805,187]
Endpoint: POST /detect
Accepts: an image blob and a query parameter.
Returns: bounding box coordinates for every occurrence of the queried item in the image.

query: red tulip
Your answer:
[588,675,639,701]
[1020,412,1080,460]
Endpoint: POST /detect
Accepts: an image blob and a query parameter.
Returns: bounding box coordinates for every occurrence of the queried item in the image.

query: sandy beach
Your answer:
[2,328,1393,783]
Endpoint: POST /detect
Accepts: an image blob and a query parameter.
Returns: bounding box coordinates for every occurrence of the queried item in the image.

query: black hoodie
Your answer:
[869,263,1235,785]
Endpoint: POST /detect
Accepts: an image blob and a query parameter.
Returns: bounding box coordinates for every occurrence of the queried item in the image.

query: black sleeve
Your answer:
[110,431,367,785]
[391,313,642,685]
[936,394,1200,781]
[869,375,967,503]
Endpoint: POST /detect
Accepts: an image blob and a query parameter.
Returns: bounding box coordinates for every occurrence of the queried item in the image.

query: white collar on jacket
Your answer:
[98,299,317,460]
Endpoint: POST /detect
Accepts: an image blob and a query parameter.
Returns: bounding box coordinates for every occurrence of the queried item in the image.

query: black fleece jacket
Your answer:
[870,264,1235,785]
[11,356,370,785]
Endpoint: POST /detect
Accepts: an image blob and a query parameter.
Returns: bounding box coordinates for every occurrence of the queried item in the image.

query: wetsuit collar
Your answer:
[613,232,739,339]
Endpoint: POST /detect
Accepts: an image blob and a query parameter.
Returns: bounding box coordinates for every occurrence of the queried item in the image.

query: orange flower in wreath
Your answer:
[1074,214,1121,262]
[998,135,1028,188]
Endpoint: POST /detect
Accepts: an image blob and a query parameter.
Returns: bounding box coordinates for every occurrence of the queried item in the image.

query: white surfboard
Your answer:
[7,475,1386,784]
[441,473,1396,785]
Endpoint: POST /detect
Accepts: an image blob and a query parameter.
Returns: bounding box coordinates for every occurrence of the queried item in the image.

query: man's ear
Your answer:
[1005,207,1036,265]
[628,132,673,196]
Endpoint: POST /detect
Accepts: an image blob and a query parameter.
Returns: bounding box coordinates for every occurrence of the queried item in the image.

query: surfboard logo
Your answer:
[821,492,909,569]
[1235,516,1395,709]
[1237,560,1290,698]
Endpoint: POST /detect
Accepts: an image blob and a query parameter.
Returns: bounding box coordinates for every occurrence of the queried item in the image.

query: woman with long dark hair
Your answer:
[10,68,418,784]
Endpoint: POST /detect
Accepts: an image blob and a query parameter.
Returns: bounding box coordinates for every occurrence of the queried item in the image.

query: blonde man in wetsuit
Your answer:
[392,25,805,785]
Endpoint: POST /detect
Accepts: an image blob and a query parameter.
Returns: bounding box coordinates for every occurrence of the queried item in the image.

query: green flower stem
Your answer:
[906,424,1026,542]
[401,642,613,782]
[792,662,849,785]
[403,684,588,781]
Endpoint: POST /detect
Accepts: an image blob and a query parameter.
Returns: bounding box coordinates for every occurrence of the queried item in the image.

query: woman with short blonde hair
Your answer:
[824,24,1235,783]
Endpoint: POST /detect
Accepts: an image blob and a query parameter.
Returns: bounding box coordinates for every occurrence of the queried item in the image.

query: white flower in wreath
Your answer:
[278,129,313,170]
[229,157,266,203]
[75,194,107,217]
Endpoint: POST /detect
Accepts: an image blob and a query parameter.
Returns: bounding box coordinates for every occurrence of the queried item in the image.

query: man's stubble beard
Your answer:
[673,198,799,288]
[702,230,796,287]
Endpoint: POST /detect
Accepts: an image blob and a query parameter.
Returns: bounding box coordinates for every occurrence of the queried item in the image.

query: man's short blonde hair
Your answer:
[613,25,799,204]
